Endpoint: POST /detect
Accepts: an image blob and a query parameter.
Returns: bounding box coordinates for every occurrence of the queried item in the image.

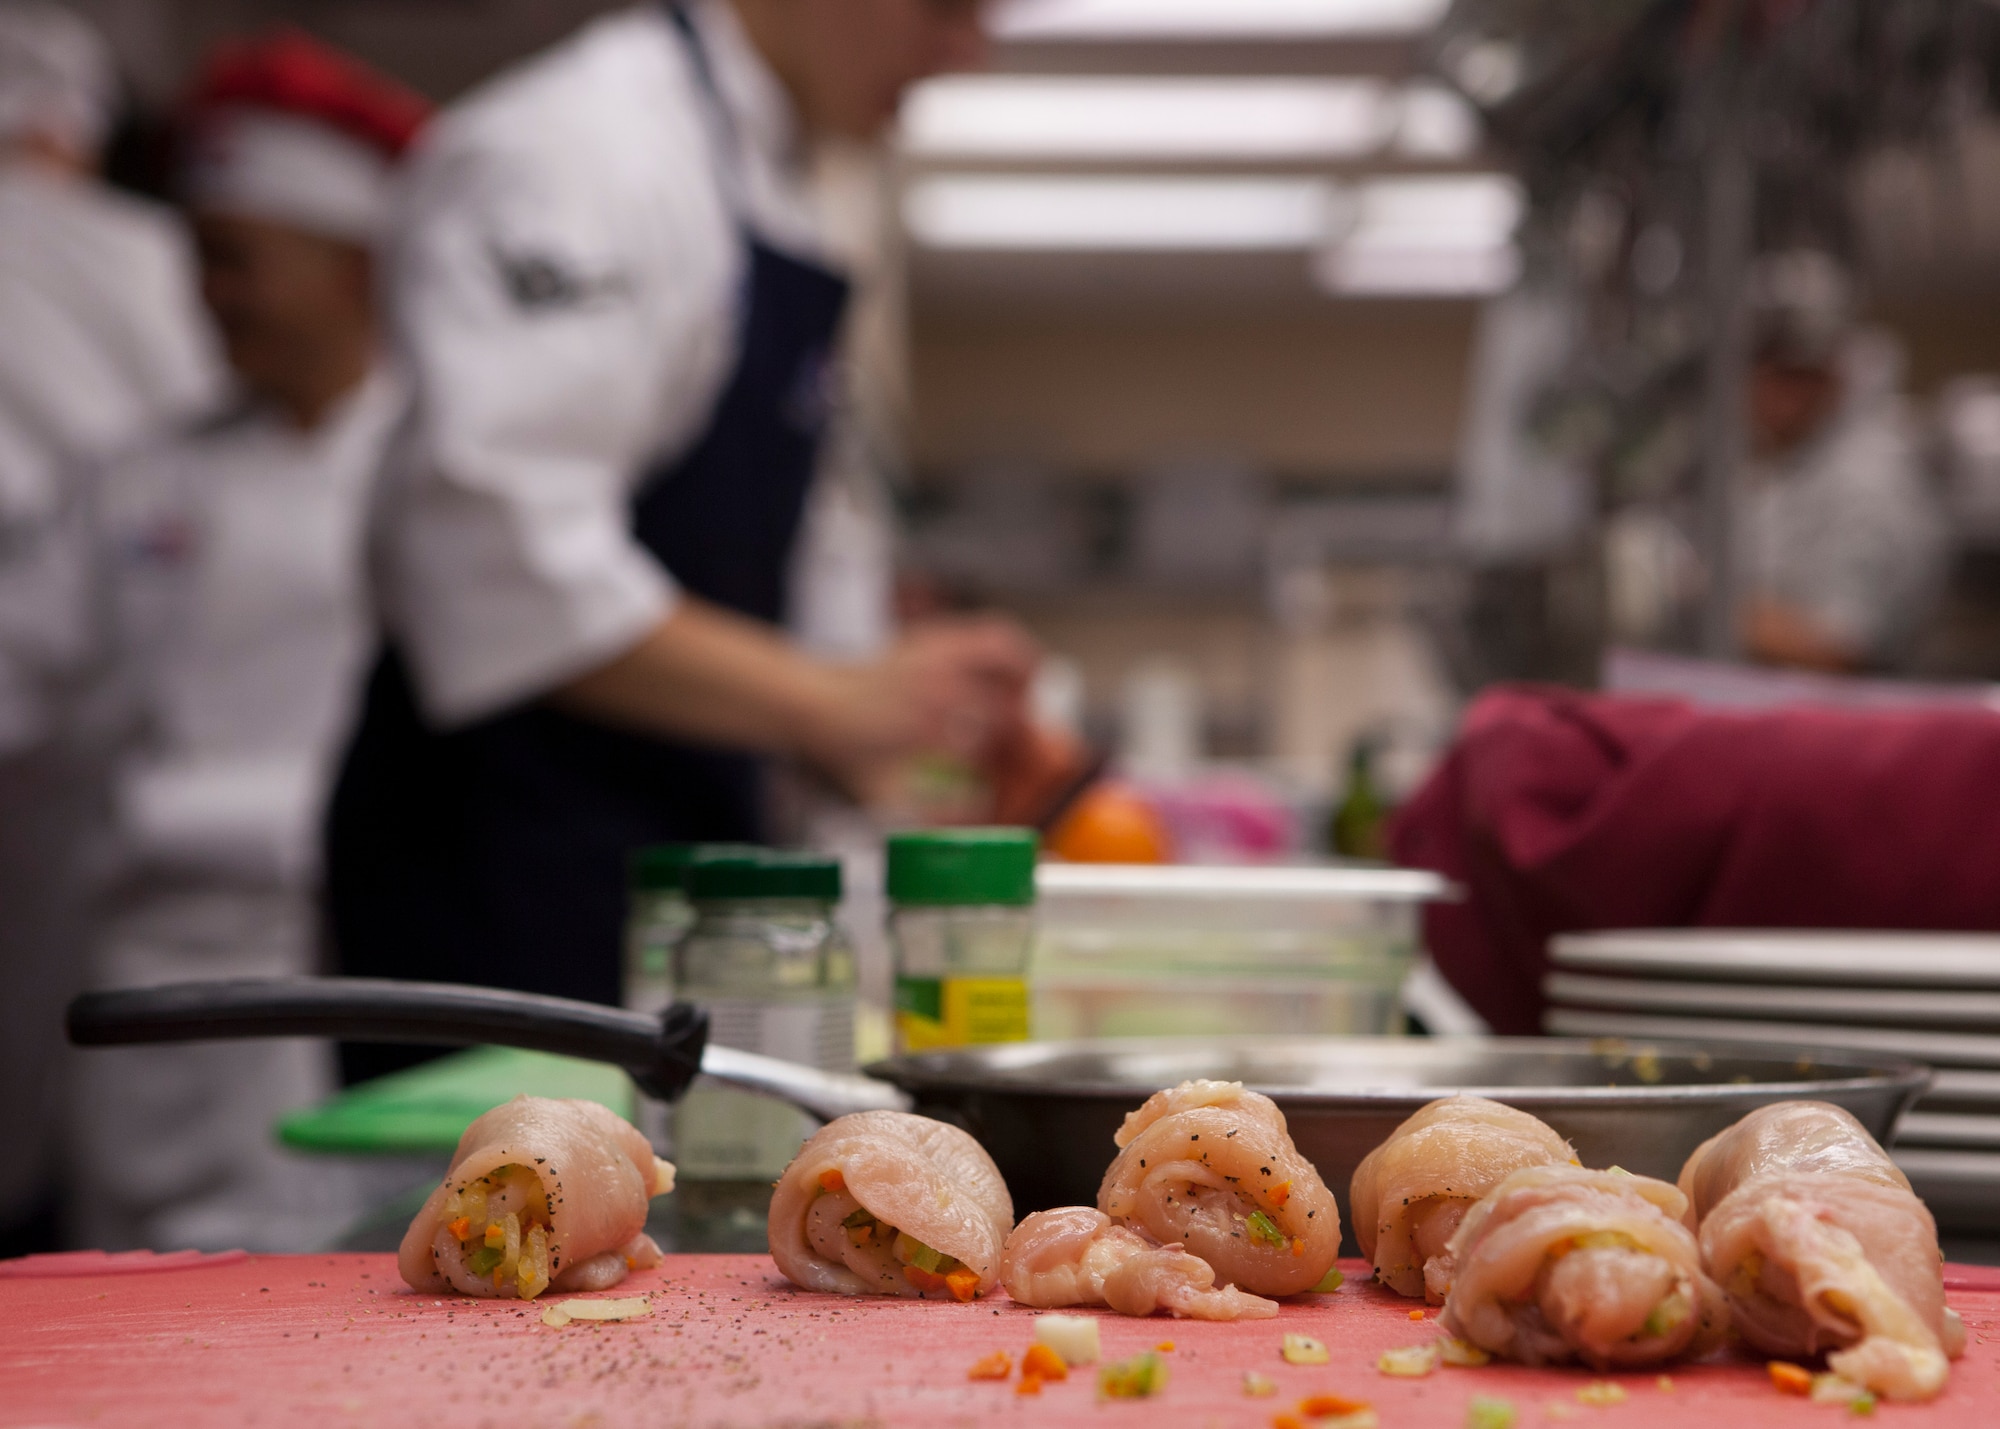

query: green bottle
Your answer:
[1330,735,1388,861]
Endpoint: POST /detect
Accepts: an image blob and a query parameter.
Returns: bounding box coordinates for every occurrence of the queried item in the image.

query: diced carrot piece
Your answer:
[1408,1309,1426,1321]
[904,1266,948,1295]
[945,1266,982,1303]
[1022,1344,1068,1382]
[817,1169,844,1194]
[1272,1415,1309,1429]
[1155,1341,1175,1353]
[446,1217,471,1241]
[967,1350,1012,1381]
[1268,1182,1292,1209]
[1291,1238,1306,1257]
[1016,1374,1044,1397]
[1769,1362,1813,1396]
[1299,1394,1371,1417]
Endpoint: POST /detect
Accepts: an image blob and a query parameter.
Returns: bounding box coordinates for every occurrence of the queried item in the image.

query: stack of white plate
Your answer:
[1544,930,2000,1232]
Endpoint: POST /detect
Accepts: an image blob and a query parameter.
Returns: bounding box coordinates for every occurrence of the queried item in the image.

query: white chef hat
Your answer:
[179,29,429,244]
[0,2,117,158]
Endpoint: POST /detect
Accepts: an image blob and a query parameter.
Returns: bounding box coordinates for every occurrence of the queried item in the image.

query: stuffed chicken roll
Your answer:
[1440,1165,1726,1370]
[1681,1101,1962,1403]
[1001,1207,1280,1320]
[399,1096,674,1300]
[1097,1080,1340,1298]
[1350,1094,1576,1302]
[769,1110,1013,1301]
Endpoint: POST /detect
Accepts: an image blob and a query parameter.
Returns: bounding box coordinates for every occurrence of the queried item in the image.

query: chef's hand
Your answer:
[553,599,1038,793]
[803,614,1040,798]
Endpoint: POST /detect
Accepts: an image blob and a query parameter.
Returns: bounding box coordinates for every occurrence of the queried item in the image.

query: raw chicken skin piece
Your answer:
[1686,1102,1962,1404]
[1440,1164,1727,1370]
[1350,1094,1576,1301]
[1097,1080,1340,1298]
[1000,1207,1280,1320]
[769,1110,1013,1299]
[1678,1101,1908,1226]
[399,1096,674,1300]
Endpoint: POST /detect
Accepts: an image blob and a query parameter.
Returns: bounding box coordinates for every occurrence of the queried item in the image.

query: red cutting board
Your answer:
[4,1253,2000,1427]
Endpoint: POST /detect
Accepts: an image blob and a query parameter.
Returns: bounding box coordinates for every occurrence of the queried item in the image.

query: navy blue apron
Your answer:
[325,7,851,1084]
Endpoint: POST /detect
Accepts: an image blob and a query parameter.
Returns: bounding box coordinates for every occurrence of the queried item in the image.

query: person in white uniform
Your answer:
[1736,252,1947,672]
[55,32,429,1250]
[0,2,219,1255]
[328,0,1033,1080]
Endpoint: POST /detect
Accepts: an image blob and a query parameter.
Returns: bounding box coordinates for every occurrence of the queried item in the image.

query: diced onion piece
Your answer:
[1242,1371,1277,1398]
[967,1350,1012,1381]
[1439,1337,1491,1368]
[1378,1343,1441,1378]
[1574,1381,1626,1406]
[1281,1333,1330,1365]
[539,1295,651,1327]
[1034,1314,1101,1367]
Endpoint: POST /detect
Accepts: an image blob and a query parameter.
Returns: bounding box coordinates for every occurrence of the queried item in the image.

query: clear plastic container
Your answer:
[1030,863,1448,1040]
[672,853,854,1180]
[886,829,1037,1052]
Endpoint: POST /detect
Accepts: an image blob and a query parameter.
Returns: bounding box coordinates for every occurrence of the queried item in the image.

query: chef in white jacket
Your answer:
[328,0,1033,1080]
[61,32,429,1251]
[0,2,218,1255]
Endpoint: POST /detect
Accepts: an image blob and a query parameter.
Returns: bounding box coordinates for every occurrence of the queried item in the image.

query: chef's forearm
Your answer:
[550,597,843,757]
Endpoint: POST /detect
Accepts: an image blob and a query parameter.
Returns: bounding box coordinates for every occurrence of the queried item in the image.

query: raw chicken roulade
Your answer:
[400,1096,674,1300]
[1440,1165,1727,1370]
[1680,1101,1963,1403]
[1001,1207,1280,1320]
[769,1110,1014,1300]
[1350,1094,1577,1302]
[1097,1080,1340,1299]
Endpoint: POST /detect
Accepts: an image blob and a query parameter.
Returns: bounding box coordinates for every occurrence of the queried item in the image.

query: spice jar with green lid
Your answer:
[887,828,1037,1053]
[672,850,854,1180]
[623,842,759,1015]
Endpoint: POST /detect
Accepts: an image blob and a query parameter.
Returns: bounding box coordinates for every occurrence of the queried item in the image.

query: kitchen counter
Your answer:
[4,1252,1998,1426]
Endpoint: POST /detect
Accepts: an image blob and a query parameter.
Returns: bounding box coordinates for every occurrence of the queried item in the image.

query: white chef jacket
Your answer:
[380,1,844,726]
[1741,336,1948,667]
[63,367,407,1252]
[0,160,220,751]
[0,159,218,1245]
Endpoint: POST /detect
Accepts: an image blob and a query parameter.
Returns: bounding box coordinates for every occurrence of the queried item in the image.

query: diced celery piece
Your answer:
[1466,1396,1519,1429]
[1311,1266,1345,1292]
[1097,1350,1167,1399]
[466,1243,504,1276]
[840,1207,876,1230]
[1641,1291,1689,1339]
[893,1232,957,1275]
[1245,1210,1287,1248]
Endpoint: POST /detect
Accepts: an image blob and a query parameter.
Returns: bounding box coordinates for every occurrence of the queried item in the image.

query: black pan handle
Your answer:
[67,977,709,1102]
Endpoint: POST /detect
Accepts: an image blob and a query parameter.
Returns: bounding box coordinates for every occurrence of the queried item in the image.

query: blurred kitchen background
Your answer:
[51,0,2000,836]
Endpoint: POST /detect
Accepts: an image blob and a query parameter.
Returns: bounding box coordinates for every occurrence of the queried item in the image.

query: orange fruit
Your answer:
[1045,782,1172,864]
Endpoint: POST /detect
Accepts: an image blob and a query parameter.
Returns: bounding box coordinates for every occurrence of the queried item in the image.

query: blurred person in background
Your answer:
[1738,250,1947,672]
[0,1,218,1256]
[47,33,427,1250]
[329,0,1037,1080]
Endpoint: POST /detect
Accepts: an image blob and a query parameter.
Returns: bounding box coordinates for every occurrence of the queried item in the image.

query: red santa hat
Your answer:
[181,29,431,244]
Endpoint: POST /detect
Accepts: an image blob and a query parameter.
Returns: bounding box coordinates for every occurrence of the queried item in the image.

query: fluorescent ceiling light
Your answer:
[903,175,1341,250]
[902,77,1395,161]
[993,0,1451,39]
[1316,174,1524,295]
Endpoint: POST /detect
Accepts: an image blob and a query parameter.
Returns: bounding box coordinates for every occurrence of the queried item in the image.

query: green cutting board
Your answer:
[278,1046,637,1155]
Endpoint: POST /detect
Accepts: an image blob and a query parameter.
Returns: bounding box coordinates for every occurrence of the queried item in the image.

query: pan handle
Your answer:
[66,977,909,1120]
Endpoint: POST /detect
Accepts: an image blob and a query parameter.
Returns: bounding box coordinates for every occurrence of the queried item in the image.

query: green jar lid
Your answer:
[886,828,1038,907]
[687,850,842,902]
[628,842,762,893]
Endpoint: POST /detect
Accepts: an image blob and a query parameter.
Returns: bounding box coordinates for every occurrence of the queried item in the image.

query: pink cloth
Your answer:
[1389,685,2000,1034]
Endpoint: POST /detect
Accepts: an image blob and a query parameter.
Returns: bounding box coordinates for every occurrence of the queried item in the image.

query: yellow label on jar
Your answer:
[895,975,1030,1051]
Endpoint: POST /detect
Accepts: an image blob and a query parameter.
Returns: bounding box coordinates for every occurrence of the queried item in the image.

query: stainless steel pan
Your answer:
[70,979,1929,1231]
